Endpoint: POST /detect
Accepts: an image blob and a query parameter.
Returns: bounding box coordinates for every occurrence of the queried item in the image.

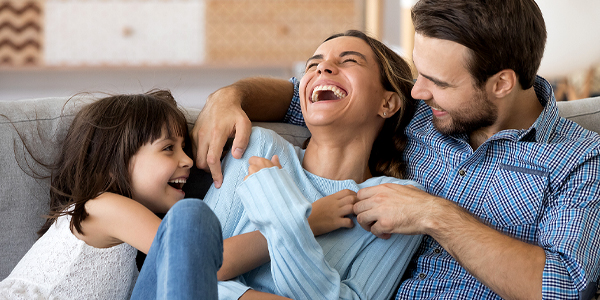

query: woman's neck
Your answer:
[301,130,374,183]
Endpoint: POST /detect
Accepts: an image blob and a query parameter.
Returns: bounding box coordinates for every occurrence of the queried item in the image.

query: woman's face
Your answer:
[299,36,390,130]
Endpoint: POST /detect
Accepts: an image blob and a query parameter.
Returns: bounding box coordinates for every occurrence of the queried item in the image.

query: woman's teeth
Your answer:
[311,85,347,102]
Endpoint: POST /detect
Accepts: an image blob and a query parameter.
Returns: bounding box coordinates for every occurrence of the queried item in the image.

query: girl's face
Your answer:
[128,131,192,214]
[299,36,391,129]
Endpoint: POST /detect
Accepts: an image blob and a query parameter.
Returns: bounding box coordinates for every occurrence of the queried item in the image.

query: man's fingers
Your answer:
[355,210,377,232]
[208,161,223,189]
[370,222,392,240]
[231,118,252,159]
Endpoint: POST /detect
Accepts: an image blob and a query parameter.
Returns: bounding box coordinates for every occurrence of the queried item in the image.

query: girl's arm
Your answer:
[74,192,161,254]
[219,231,268,281]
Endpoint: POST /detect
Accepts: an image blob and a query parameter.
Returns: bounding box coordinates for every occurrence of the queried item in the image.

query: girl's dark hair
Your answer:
[38,89,188,236]
[412,0,546,89]
[323,30,416,179]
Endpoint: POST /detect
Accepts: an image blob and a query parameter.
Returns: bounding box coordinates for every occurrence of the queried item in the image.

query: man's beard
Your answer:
[431,88,498,136]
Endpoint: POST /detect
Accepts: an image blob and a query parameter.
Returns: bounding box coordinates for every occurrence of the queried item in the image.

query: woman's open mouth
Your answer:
[311,85,347,102]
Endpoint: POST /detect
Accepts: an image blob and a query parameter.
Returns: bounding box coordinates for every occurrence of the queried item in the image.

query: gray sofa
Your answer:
[1,95,599,294]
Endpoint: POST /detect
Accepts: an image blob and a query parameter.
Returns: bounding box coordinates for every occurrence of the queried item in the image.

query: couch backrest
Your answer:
[0,95,598,279]
[556,96,600,133]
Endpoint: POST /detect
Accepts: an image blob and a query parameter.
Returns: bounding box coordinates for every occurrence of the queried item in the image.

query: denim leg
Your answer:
[131,198,223,300]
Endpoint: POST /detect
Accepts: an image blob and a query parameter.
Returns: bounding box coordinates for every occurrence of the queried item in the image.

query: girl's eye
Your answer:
[163,145,174,151]
[343,58,358,64]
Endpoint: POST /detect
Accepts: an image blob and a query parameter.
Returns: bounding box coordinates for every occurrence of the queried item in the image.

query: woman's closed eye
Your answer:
[306,62,318,71]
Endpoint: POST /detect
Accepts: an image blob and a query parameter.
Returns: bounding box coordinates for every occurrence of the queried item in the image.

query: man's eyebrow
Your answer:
[340,51,367,61]
[421,73,454,88]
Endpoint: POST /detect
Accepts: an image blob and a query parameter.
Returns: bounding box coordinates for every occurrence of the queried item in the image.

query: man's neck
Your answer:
[469,88,543,149]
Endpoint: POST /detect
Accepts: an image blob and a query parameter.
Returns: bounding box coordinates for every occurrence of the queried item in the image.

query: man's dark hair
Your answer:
[412,0,547,89]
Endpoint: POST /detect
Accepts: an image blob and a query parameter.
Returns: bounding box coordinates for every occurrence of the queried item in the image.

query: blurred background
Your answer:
[1,0,599,108]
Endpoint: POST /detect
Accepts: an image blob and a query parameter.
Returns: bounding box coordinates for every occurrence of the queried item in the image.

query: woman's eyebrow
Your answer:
[306,54,324,65]
[340,51,367,61]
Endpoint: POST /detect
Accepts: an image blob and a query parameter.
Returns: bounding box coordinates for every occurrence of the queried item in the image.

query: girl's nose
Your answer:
[180,153,193,169]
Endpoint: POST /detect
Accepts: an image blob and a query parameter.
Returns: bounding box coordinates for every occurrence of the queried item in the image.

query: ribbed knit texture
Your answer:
[204,127,423,300]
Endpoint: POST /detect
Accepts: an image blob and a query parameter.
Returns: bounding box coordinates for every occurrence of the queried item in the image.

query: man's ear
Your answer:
[379,92,402,118]
[489,69,517,98]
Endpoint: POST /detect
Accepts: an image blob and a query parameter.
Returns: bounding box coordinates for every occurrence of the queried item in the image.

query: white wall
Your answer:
[0,0,403,108]
[0,67,294,109]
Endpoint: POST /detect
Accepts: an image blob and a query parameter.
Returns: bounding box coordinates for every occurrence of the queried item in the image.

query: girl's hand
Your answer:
[244,155,282,180]
[308,189,358,236]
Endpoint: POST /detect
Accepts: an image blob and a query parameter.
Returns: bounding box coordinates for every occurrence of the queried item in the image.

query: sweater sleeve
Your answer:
[236,167,421,300]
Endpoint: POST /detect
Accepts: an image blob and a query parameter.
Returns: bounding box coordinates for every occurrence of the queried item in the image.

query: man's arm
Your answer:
[192,77,294,187]
[353,183,545,300]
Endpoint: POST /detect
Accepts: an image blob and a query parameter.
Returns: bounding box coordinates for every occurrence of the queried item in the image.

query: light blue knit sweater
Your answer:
[203,127,423,300]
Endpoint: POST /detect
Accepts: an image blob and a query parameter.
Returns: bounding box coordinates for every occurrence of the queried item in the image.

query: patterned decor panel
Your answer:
[0,0,43,66]
[205,0,363,66]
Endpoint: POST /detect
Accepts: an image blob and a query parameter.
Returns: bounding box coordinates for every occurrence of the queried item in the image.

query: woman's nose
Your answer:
[317,60,337,75]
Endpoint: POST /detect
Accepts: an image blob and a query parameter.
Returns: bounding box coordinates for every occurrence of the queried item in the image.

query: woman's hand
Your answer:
[244,155,282,180]
[308,189,358,236]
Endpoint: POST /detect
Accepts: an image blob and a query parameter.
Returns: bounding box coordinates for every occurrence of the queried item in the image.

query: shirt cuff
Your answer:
[218,280,251,300]
[542,250,580,299]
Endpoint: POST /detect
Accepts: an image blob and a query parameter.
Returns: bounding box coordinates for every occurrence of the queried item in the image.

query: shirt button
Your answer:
[433,248,442,254]
[458,169,466,176]
[418,273,427,279]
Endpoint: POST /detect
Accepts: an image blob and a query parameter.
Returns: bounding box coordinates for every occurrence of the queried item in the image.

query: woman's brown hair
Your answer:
[38,90,188,236]
[323,30,417,179]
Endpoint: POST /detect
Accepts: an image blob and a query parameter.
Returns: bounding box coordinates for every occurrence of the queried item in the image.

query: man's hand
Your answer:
[244,155,282,180]
[192,87,252,188]
[354,183,545,299]
[353,183,436,239]
[191,77,295,188]
[308,189,358,236]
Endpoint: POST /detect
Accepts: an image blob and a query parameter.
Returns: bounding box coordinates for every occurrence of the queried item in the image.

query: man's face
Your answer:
[411,33,497,136]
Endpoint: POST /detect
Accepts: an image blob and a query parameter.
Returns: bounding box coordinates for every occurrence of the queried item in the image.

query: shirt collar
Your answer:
[524,75,559,143]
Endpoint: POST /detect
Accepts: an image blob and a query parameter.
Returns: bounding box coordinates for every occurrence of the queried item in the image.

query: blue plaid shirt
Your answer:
[283,77,600,299]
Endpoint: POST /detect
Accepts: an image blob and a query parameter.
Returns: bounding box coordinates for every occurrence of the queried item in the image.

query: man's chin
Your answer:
[432,118,466,136]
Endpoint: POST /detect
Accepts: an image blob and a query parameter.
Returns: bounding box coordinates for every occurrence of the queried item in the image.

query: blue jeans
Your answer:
[131,199,223,300]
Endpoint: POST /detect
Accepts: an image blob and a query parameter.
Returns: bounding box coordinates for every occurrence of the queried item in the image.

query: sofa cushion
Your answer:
[0,95,597,281]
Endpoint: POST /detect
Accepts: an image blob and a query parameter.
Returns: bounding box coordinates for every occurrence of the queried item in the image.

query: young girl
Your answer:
[0,90,223,299]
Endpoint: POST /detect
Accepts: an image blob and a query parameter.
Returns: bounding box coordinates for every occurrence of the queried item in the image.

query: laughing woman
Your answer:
[203,30,423,300]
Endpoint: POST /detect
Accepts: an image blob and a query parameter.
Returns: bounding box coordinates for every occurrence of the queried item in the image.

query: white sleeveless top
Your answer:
[0,214,138,300]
